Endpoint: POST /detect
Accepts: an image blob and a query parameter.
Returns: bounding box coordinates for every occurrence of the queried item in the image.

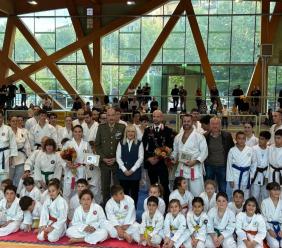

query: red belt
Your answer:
[43,215,57,240]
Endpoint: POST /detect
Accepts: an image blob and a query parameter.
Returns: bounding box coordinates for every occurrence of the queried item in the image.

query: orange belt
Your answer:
[245,230,269,248]
[43,215,57,240]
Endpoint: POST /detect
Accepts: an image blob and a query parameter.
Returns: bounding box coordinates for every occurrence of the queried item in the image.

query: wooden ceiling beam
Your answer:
[0,0,14,15]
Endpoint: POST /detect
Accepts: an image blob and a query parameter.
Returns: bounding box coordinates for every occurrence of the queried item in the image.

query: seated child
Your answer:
[66,189,108,245]
[105,185,139,243]
[0,179,13,201]
[20,177,41,202]
[163,199,187,248]
[228,189,244,215]
[138,196,164,247]
[199,180,216,212]
[144,183,166,215]
[19,196,42,232]
[40,178,61,205]
[37,180,68,242]
[0,185,23,236]
[169,177,193,215]
[236,197,266,248]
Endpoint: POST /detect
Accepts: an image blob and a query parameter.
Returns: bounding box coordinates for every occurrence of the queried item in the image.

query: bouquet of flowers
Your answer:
[154,146,173,170]
[60,147,78,176]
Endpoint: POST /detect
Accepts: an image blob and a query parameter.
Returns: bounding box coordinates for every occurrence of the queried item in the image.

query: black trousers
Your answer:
[147,161,170,205]
[119,180,140,208]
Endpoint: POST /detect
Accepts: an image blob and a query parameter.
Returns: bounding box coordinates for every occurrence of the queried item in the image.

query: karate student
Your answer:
[81,111,99,142]
[68,178,88,221]
[143,183,166,215]
[236,197,266,248]
[172,114,208,196]
[0,185,23,236]
[268,129,282,185]
[227,131,253,199]
[261,182,282,248]
[169,176,193,215]
[37,180,68,242]
[206,192,236,248]
[58,115,73,142]
[163,199,187,248]
[184,197,209,248]
[250,131,270,202]
[66,189,108,245]
[0,110,18,181]
[199,180,217,212]
[19,196,42,232]
[20,177,41,202]
[244,121,258,147]
[138,196,164,247]
[228,189,244,215]
[105,185,139,243]
[0,179,13,201]
[48,113,64,149]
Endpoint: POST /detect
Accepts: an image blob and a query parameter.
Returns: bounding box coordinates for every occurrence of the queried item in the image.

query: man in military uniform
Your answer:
[95,108,125,204]
[142,110,174,205]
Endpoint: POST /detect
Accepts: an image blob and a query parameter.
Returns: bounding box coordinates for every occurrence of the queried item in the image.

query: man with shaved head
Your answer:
[269,110,282,145]
[142,110,174,204]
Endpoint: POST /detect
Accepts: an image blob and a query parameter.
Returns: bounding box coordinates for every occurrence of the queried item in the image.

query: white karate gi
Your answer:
[226,145,253,199]
[228,202,243,216]
[172,130,208,196]
[37,195,68,242]
[0,124,18,180]
[169,189,193,215]
[53,125,64,149]
[29,122,57,150]
[199,192,216,212]
[20,200,41,230]
[58,127,72,142]
[267,145,282,185]
[261,197,282,248]
[246,134,259,147]
[20,186,41,202]
[250,145,269,202]
[163,212,187,248]
[72,119,85,127]
[105,195,139,241]
[143,196,166,216]
[0,197,23,236]
[179,121,205,135]
[40,190,49,205]
[269,124,282,145]
[62,139,91,200]
[183,211,209,248]
[68,194,80,221]
[25,117,37,131]
[66,203,108,244]
[82,122,99,142]
[236,212,266,248]
[137,209,164,245]
[206,207,236,248]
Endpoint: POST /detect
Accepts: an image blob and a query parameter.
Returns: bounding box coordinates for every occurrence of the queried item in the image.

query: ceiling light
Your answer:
[27,0,38,5]
[127,1,136,5]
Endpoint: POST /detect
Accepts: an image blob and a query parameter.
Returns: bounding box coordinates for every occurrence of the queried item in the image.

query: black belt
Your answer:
[34,143,41,149]
[251,166,268,185]
[18,147,27,158]
[270,164,282,184]
[0,147,9,170]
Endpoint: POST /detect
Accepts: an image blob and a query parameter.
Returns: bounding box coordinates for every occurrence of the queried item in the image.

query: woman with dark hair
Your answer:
[33,138,64,191]
[236,197,266,248]
[243,121,258,147]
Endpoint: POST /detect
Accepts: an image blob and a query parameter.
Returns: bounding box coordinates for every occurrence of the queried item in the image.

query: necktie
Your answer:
[155,127,159,133]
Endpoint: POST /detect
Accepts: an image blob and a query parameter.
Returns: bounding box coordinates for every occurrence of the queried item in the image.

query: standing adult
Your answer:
[142,110,173,204]
[210,85,219,104]
[95,108,125,204]
[204,117,234,192]
[48,113,64,149]
[250,86,261,107]
[269,110,282,145]
[82,111,99,142]
[171,85,179,111]
[179,86,187,112]
[19,84,27,108]
[25,106,41,132]
[195,88,202,111]
[172,114,208,196]
[7,84,18,109]
[72,109,85,127]
[150,97,159,113]
[232,85,244,111]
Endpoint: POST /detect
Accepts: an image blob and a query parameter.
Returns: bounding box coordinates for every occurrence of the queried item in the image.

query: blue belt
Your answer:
[0,147,9,170]
[232,164,250,189]
[268,221,281,242]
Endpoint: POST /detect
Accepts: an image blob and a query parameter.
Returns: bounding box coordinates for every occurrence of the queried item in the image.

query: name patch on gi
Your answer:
[51,160,55,164]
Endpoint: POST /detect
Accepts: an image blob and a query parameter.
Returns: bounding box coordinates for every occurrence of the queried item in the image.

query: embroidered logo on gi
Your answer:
[51,160,55,164]
[83,149,87,153]
[124,205,128,210]
[204,219,208,225]
[93,211,97,215]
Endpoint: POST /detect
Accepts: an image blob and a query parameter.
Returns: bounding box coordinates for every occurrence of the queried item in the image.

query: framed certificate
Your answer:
[179,152,192,163]
[85,154,100,167]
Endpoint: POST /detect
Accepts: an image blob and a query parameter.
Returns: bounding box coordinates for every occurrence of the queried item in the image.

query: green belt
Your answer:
[215,228,221,237]
[41,171,54,185]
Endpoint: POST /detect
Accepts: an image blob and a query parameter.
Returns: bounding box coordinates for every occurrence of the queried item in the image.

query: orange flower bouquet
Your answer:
[61,147,78,175]
[154,146,173,170]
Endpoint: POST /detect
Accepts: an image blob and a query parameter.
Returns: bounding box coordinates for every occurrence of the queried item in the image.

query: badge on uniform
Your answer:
[93,211,97,215]
[115,131,122,140]
[204,219,208,225]
[51,160,55,164]
[124,205,128,210]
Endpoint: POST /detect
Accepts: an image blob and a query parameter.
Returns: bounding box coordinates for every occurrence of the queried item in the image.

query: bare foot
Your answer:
[124,233,133,243]
[68,238,84,244]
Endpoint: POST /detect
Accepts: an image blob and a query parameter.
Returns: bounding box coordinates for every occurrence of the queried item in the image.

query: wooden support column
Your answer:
[0,0,14,15]
[125,0,185,94]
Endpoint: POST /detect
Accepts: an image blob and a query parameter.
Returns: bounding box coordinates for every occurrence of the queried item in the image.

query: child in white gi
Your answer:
[199,180,216,212]
[206,192,236,248]
[105,185,139,243]
[169,176,193,215]
[37,180,68,242]
[66,189,108,245]
[227,131,253,199]
[261,182,282,248]
[0,179,13,201]
[144,183,166,215]
[163,199,187,248]
[0,185,23,236]
[19,196,41,232]
[228,189,244,215]
[68,178,88,221]
[236,197,266,248]
[250,131,270,202]
[184,197,209,248]
[138,196,164,247]
[20,177,41,202]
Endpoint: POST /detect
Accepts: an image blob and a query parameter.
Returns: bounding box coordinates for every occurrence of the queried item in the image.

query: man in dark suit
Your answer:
[171,84,179,111]
[142,110,174,204]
